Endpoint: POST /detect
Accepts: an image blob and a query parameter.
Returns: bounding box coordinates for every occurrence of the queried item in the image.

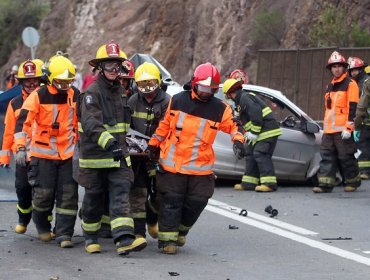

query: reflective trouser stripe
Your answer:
[82,220,101,232]
[260,176,277,184]
[179,224,191,232]
[318,176,336,185]
[359,161,370,168]
[101,215,110,225]
[133,212,146,219]
[111,217,134,230]
[158,231,178,242]
[17,204,32,214]
[242,175,259,185]
[48,214,53,222]
[56,207,78,216]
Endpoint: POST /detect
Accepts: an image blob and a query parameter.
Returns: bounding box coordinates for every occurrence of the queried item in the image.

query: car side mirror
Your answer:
[304,120,320,133]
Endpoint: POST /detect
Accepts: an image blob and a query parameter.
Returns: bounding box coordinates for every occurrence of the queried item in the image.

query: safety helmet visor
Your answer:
[102,61,121,73]
[136,79,159,94]
[53,78,74,91]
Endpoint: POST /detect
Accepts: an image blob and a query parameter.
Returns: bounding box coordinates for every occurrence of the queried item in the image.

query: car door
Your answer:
[252,90,318,182]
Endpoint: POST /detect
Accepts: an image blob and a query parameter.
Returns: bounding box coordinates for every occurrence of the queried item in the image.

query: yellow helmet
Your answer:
[32,59,44,68]
[134,62,161,85]
[16,59,43,79]
[47,55,75,90]
[222,78,242,95]
[89,41,127,67]
[365,65,370,74]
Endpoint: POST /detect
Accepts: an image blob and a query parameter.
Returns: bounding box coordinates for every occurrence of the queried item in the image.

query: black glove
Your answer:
[233,140,245,160]
[147,145,160,161]
[0,163,9,168]
[108,143,124,161]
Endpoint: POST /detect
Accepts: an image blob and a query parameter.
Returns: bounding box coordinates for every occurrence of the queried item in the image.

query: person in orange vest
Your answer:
[147,62,245,254]
[313,51,361,193]
[0,59,43,234]
[14,54,79,248]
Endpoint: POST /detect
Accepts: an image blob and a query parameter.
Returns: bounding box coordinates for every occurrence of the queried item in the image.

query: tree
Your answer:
[309,7,370,47]
[0,0,50,66]
[251,9,286,49]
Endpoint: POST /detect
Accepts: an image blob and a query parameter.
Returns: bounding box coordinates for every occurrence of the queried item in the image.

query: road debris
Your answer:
[264,205,278,217]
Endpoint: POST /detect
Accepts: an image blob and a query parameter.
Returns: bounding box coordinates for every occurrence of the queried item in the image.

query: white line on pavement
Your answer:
[208,198,318,235]
[205,204,370,267]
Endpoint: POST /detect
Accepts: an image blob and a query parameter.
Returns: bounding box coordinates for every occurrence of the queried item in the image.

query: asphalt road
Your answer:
[1,175,370,280]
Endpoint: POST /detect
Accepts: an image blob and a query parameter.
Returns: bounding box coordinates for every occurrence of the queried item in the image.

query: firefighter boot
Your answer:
[312,186,333,193]
[85,238,101,254]
[116,235,147,255]
[147,223,158,239]
[255,185,275,192]
[15,224,27,234]
[177,235,186,247]
[360,173,369,180]
[159,241,178,254]
[234,184,244,191]
[38,232,52,242]
[344,186,357,192]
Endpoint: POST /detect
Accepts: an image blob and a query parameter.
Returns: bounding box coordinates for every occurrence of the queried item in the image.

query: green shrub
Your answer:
[309,7,370,47]
[0,0,50,65]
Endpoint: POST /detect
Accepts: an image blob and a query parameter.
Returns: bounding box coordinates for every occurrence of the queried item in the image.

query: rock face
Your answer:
[3,0,370,84]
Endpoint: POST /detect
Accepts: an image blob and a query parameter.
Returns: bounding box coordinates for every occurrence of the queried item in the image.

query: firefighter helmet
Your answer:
[16,59,43,79]
[120,59,135,79]
[222,78,243,96]
[348,57,367,70]
[229,69,249,84]
[89,41,127,67]
[134,62,161,85]
[326,51,348,69]
[192,62,220,90]
[47,55,75,90]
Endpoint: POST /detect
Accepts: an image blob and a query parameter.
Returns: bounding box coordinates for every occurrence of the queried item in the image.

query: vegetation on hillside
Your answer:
[309,7,370,47]
[0,0,50,65]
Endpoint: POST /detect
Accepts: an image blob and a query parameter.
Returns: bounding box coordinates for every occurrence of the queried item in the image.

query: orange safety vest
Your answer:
[14,85,78,160]
[0,89,33,164]
[323,73,359,134]
[149,90,244,175]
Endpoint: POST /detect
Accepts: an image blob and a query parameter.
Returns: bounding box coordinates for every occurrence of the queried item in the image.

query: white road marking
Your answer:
[206,203,370,267]
[209,198,318,235]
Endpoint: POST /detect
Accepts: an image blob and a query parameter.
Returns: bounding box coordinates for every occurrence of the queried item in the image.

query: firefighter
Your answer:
[78,41,146,255]
[147,62,244,254]
[118,59,135,98]
[348,57,370,179]
[313,51,361,193]
[5,65,19,89]
[14,54,79,248]
[223,78,282,192]
[229,68,249,84]
[128,62,170,240]
[0,60,42,234]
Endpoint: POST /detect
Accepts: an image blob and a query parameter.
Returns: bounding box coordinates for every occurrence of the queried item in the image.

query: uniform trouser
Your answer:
[241,137,278,190]
[357,125,370,175]
[156,171,215,244]
[79,166,135,243]
[129,158,158,237]
[318,133,361,188]
[30,157,78,241]
[15,163,32,225]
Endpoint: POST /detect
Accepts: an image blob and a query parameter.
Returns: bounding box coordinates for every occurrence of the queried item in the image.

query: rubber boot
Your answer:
[15,224,27,234]
[147,223,158,239]
[255,185,275,192]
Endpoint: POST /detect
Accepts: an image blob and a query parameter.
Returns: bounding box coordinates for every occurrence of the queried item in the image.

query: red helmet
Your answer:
[326,51,348,69]
[191,62,220,90]
[120,59,135,79]
[348,57,367,70]
[229,69,249,84]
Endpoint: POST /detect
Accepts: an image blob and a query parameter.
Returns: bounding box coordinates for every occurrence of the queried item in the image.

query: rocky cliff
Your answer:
[4,0,370,84]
